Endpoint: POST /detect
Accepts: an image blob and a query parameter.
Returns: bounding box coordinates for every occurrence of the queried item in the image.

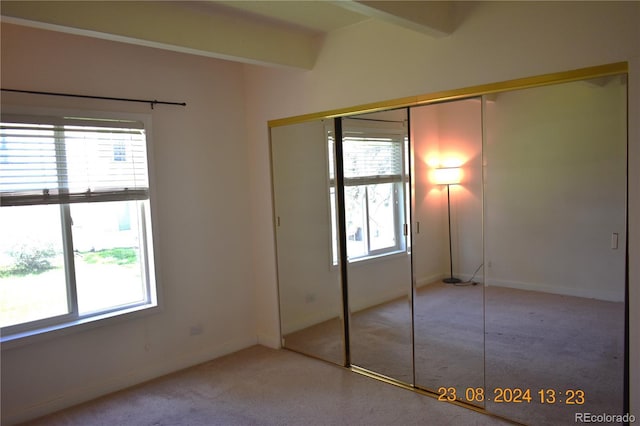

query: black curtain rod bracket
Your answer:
[1,88,186,110]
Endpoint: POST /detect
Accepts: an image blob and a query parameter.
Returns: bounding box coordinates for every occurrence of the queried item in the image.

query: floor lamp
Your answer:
[435,167,462,284]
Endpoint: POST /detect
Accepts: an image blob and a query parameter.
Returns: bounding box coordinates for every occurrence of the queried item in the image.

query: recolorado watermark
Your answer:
[575,412,636,423]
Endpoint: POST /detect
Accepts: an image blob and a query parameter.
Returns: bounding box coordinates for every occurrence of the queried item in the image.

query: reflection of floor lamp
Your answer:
[435,167,462,284]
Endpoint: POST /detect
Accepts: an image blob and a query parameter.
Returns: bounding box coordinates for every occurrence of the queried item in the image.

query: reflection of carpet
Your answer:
[284,316,346,365]
[284,283,625,426]
[484,285,624,425]
[414,282,485,396]
[350,296,413,383]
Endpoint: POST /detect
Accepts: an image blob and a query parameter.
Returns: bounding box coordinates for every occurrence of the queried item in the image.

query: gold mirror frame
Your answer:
[268,62,627,129]
[268,61,629,421]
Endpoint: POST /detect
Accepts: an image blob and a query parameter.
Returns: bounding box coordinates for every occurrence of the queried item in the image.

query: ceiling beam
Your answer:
[337,0,455,37]
[0,1,319,69]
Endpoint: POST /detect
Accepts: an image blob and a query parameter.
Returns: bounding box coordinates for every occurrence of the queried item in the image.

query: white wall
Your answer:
[411,99,483,285]
[348,254,412,312]
[1,24,256,424]
[245,0,640,414]
[2,1,639,422]
[484,78,627,301]
[411,105,447,284]
[271,120,342,334]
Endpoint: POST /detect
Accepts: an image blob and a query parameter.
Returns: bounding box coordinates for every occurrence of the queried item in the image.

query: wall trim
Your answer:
[256,332,281,349]
[486,279,624,303]
[281,309,341,336]
[415,273,446,289]
[417,273,623,302]
[268,62,628,128]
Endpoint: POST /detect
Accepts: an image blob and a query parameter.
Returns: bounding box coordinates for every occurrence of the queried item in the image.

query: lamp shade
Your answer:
[434,167,462,185]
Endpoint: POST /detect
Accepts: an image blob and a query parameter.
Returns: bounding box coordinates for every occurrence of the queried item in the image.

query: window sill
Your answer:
[330,250,408,269]
[0,302,161,350]
[348,249,408,265]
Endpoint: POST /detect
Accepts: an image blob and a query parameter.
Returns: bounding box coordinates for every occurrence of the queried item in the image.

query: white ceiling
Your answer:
[209,1,371,34]
[0,1,458,69]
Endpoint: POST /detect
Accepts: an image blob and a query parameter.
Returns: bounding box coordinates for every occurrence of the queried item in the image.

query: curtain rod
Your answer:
[1,88,186,109]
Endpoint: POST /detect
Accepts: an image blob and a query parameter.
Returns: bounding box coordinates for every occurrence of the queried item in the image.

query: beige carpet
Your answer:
[21,345,514,426]
[283,283,625,426]
[484,285,624,425]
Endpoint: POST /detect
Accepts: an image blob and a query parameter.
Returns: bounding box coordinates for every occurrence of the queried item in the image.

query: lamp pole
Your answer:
[443,183,461,284]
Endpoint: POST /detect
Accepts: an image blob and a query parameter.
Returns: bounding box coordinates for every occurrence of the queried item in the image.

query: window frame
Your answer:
[327,120,409,264]
[346,181,404,259]
[0,106,161,346]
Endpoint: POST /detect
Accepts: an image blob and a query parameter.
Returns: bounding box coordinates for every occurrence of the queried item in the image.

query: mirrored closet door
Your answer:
[483,75,627,425]
[341,109,413,383]
[410,98,485,405]
[270,64,628,426]
[271,119,345,365]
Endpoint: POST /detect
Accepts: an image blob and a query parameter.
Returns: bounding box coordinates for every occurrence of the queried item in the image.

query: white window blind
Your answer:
[0,114,149,206]
[342,135,403,186]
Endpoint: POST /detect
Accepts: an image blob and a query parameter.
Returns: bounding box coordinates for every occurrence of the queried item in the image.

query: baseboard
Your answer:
[281,309,340,335]
[416,272,484,288]
[350,286,408,313]
[257,332,281,349]
[417,273,620,302]
[486,278,624,302]
[3,335,258,426]
[415,273,445,288]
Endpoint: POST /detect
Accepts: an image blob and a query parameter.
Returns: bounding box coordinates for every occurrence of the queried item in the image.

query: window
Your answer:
[328,121,408,263]
[0,111,157,340]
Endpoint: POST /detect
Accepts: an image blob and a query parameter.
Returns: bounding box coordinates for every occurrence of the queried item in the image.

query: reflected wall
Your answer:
[271,119,345,365]
[483,76,627,424]
[411,99,484,403]
[342,109,414,384]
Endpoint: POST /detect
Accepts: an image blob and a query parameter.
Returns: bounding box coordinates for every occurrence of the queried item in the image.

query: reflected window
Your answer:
[328,123,407,262]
